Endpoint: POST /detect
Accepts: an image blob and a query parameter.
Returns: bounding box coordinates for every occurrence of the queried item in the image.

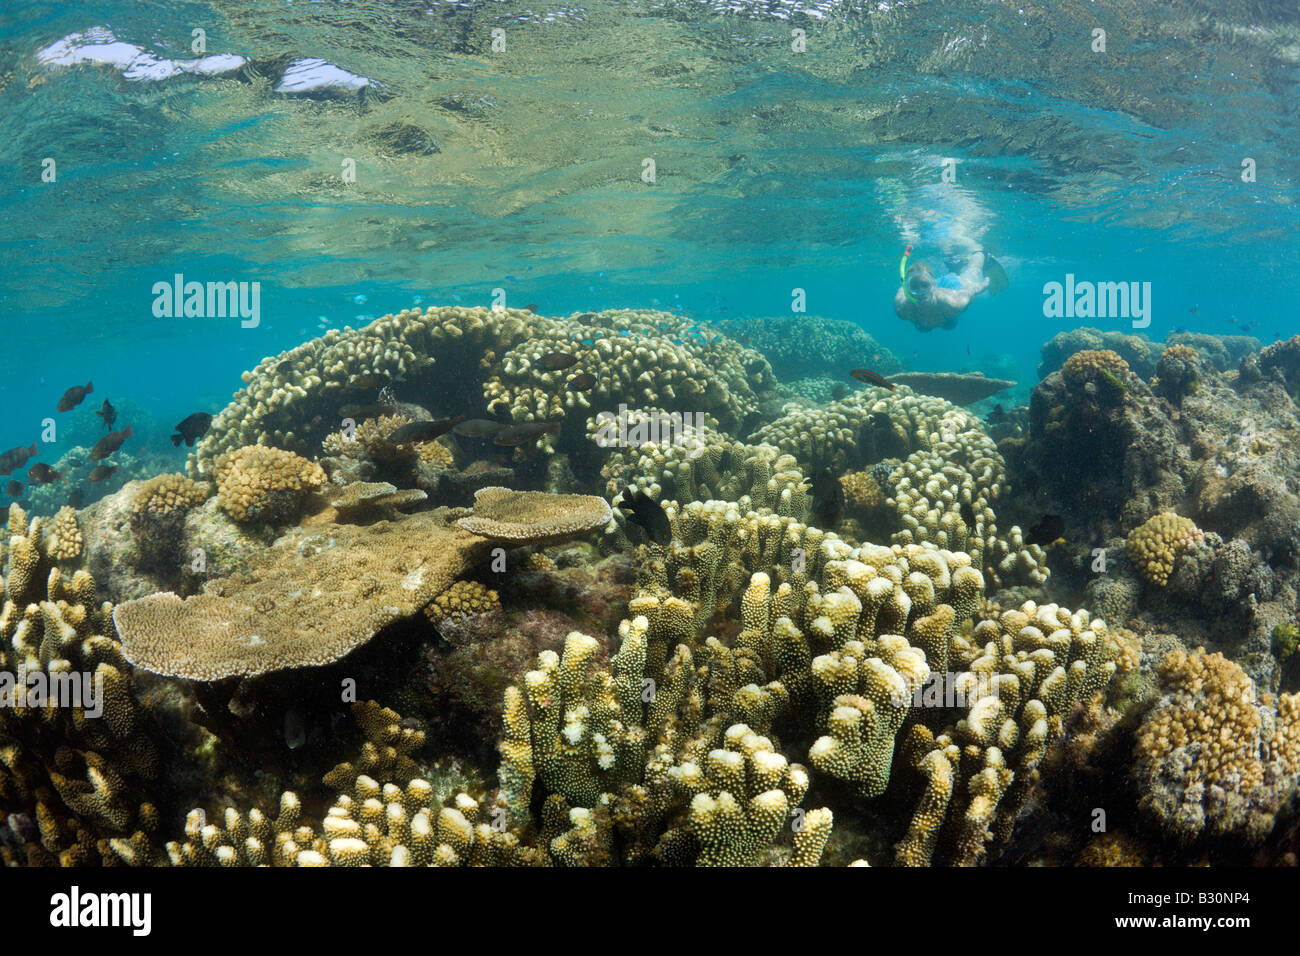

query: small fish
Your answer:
[830,384,849,401]
[90,426,133,461]
[966,345,972,357]
[453,419,507,438]
[537,352,578,372]
[566,372,597,391]
[26,463,62,484]
[960,500,976,530]
[850,368,895,391]
[523,303,538,313]
[95,398,117,430]
[56,381,93,413]
[810,467,844,530]
[276,359,294,373]
[66,488,85,509]
[352,293,368,305]
[869,412,892,430]
[580,339,595,347]
[1173,325,1190,334]
[87,464,119,483]
[1188,306,1198,315]
[575,312,595,322]
[618,489,671,545]
[387,417,466,444]
[0,442,38,476]
[6,480,22,498]
[1025,514,1066,547]
[493,421,561,446]
[171,413,213,448]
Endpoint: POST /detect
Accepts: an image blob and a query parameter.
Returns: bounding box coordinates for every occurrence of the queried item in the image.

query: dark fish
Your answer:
[575,312,595,321]
[1025,514,1066,547]
[6,480,22,498]
[810,467,844,530]
[523,303,538,313]
[453,419,507,438]
[618,489,671,545]
[95,398,117,430]
[566,372,597,391]
[830,384,848,401]
[960,500,976,530]
[171,413,213,447]
[276,360,294,373]
[87,465,119,483]
[0,442,38,476]
[1188,306,1198,315]
[26,463,62,484]
[66,488,85,509]
[387,417,466,444]
[869,412,891,430]
[56,381,93,413]
[850,368,895,391]
[537,352,578,372]
[493,421,561,446]
[987,404,1008,425]
[90,426,133,461]
[966,345,972,357]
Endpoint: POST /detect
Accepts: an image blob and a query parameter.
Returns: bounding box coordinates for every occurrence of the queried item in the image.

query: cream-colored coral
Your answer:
[131,473,208,521]
[1127,513,1204,586]
[214,445,325,524]
[1062,348,1130,387]
[45,506,83,561]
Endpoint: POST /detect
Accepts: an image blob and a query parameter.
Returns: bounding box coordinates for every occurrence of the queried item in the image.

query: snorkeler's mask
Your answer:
[900,246,933,302]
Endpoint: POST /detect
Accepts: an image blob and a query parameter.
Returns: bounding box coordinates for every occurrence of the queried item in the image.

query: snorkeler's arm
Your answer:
[893,286,913,320]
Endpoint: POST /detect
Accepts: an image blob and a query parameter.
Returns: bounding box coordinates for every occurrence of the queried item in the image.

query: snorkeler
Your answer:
[893,246,1007,332]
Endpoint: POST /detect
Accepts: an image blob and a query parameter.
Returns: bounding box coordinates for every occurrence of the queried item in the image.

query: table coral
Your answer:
[456,487,612,545]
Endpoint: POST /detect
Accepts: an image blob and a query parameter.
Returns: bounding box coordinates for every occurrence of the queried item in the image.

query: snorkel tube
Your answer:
[899,244,918,303]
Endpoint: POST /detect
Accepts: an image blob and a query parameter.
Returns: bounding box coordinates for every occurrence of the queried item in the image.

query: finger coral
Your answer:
[1127,512,1205,587]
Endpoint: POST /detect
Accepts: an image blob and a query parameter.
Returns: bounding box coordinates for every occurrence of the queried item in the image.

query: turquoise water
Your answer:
[1,0,1297,454]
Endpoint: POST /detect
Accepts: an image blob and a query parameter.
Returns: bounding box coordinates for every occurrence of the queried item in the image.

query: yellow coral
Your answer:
[1127,513,1204,586]
[131,473,208,521]
[1062,348,1130,387]
[45,506,83,561]
[840,470,882,510]
[214,445,325,524]
[423,580,500,624]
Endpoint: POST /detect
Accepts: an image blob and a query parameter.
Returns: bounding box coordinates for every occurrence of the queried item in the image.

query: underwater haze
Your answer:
[2,0,1300,875]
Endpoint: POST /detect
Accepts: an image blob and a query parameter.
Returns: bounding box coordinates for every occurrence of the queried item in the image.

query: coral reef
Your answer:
[731,315,901,382]
[1126,513,1205,587]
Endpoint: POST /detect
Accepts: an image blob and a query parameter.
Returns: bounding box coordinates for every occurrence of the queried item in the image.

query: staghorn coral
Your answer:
[456,487,612,546]
[1127,513,1205,587]
[112,510,491,680]
[215,445,325,525]
[1133,649,1300,846]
